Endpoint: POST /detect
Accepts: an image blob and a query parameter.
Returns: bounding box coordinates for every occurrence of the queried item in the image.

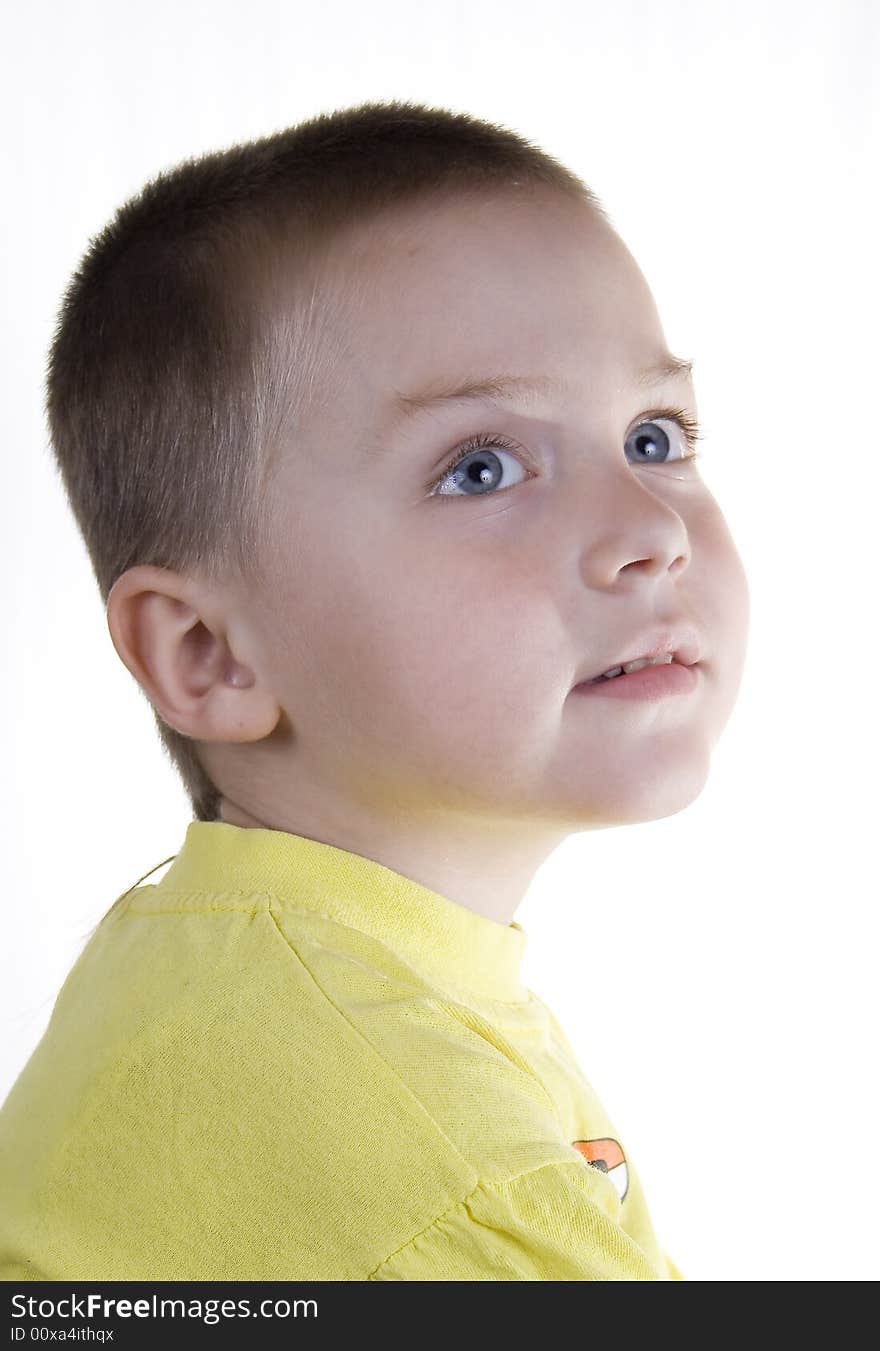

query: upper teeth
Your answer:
[596,652,675,681]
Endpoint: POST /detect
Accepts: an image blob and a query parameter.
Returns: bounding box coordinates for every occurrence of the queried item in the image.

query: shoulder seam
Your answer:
[262,901,481,1188]
[126,891,534,1009]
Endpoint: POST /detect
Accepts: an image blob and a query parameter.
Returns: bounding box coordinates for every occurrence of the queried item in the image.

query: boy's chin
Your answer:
[562,759,712,829]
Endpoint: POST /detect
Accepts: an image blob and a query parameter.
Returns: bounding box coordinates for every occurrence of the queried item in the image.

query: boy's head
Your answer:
[48,100,748,911]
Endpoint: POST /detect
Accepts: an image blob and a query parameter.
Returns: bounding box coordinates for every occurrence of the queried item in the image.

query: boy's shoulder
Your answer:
[0,884,672,1281]
[0,887,514,1279]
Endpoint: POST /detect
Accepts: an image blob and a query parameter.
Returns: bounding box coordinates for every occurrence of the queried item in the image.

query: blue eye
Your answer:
[625,417,697,465]
[429,410,704,500]
[432,434,527,497]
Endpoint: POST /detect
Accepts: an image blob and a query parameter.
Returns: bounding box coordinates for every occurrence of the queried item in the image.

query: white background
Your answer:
[2,0,877,1281]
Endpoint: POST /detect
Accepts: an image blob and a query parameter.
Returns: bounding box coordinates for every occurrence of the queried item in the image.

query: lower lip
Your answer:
[571,662,700,701]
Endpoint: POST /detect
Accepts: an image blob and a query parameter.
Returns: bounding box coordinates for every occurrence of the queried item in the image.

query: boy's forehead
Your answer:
[290,193,675,436]
[319,186,621,323]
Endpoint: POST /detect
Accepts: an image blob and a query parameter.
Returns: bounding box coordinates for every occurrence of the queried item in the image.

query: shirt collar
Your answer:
[152,821,529,1004]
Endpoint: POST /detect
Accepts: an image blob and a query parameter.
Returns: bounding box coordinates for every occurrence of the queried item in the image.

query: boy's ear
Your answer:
[105,565,280,744]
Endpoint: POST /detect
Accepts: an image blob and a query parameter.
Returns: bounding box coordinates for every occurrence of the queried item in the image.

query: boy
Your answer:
[0,99,749,1280]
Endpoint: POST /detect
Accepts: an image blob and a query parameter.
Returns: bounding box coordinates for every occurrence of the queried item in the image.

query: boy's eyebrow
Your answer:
[383,353,695,439]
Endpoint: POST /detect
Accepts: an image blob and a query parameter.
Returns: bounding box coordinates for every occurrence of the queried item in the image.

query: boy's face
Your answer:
[209,188,749,914]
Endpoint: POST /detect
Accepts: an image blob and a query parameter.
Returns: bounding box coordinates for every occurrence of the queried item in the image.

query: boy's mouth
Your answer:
[586,652,677,683]
[571,626,702,686]
[571,660,700,700]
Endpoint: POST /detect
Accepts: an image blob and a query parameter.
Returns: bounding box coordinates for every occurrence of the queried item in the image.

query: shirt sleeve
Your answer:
[368,1161,672,1281]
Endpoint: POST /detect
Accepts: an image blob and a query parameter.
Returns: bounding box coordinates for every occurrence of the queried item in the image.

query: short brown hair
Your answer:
[45,99,605,822]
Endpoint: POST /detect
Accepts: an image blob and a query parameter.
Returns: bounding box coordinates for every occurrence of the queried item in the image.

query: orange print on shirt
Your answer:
[572,1137,629,1201]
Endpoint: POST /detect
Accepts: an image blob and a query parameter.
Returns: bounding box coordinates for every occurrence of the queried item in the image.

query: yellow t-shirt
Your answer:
[0,821,682,1281]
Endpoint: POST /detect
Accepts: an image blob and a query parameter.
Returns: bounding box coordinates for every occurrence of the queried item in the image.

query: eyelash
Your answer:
[429,407,706,498]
